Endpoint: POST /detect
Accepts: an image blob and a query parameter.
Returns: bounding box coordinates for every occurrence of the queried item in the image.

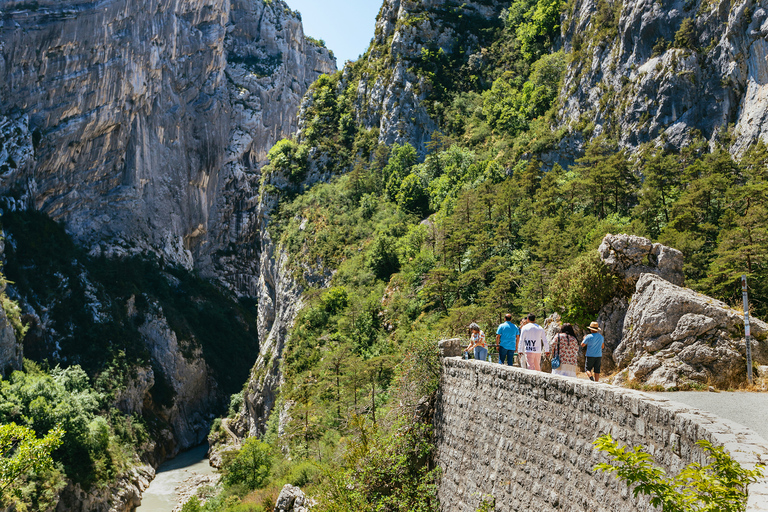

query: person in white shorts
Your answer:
[519,314,549,371]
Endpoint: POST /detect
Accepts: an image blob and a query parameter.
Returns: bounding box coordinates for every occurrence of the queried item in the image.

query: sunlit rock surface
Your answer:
[0,0,334,289]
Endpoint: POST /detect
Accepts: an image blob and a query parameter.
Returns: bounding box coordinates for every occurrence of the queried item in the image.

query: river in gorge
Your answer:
[136,444,218,512]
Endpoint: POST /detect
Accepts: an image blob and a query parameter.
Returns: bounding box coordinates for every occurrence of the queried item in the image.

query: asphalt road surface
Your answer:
[649,391,768,442]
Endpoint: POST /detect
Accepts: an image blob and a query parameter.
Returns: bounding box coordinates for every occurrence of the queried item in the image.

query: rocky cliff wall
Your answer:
[560,0,768,152]
[0,0,334,289]
[347,0,506,156]
[0,0,334,464]
[435,358,768,511]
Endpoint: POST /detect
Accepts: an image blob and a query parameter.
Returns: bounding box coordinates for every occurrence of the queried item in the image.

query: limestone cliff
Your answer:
[0,1,334,505]
[560,0,768,152]
[0,0,334,284]
[344,0,507,156]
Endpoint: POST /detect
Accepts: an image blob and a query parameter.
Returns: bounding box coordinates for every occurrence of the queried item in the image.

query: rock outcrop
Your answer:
[55,464,154,512]
[0,303,20,376]
[274,484,310,512]
[235,246,306,437]
[0,248,21,374]
[614,273,768,388]
[594,233,683,373]
[599,233,684,288]
[560,0,768,152]
[138,307,219,451]
[345,0,507,156]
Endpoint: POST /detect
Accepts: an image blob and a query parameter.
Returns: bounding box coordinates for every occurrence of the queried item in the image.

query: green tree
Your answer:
[548,252,620,325]
[594,434,763,512]
[397,174,430,218]
[263,139,309,186]
[0,423,64,501]
[516,0,564,62]
[571,136,637,219]
[221,437,273,490]
[673,18,698,50]
[383,143,418,201]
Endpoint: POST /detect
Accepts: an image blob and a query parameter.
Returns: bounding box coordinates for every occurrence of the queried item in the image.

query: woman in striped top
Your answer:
[465,322,488,362]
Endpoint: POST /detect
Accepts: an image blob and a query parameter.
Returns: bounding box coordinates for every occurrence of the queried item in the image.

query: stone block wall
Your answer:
[435,358,768,511]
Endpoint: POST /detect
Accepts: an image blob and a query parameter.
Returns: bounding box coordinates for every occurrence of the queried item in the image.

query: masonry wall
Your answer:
[434,358,768,512]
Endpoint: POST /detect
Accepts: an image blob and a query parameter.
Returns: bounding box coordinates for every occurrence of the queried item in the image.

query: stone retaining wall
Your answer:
[435,358,768,511]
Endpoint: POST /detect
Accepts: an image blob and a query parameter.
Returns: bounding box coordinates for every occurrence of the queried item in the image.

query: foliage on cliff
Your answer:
[202,0,768,509]
[0,361,146,509]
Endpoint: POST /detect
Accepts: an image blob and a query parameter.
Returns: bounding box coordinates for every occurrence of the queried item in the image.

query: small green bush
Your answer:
[594,434,764,512]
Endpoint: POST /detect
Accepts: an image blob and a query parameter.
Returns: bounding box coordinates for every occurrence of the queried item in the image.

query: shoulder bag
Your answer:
[550,333,562,369]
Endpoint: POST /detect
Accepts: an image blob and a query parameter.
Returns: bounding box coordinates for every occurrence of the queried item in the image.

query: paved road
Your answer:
[649,391,768,442]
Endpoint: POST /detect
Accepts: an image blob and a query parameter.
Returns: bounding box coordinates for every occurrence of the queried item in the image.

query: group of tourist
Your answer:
[464,314,605,381]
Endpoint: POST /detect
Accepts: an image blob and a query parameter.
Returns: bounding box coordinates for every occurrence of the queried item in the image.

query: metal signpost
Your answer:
[742,275,753,384]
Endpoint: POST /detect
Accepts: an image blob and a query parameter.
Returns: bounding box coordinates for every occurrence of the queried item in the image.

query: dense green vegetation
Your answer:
[0,211,261,503]
[199,0,768,509]
[1,211,259,396]
[0,361,148,509]
[0,421,63,508]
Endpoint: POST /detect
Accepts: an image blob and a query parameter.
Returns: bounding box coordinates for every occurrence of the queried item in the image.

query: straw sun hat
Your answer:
[587,321,601,332]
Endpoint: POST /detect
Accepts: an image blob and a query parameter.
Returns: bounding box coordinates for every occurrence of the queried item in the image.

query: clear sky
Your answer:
[285,0,383,65]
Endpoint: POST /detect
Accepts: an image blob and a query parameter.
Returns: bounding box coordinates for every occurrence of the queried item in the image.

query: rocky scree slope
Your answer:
[560,0,768,152]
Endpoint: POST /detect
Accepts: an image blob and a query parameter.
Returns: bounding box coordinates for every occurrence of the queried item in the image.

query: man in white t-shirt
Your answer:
[519,313,549,371]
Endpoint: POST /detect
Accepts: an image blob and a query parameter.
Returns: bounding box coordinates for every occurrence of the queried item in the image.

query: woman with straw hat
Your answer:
[581,321,604,381]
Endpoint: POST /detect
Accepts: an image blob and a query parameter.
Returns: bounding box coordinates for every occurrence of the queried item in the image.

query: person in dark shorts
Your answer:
[581,321,605,381]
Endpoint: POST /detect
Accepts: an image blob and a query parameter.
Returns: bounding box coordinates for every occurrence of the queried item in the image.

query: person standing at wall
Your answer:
[551,323,579,378]
[495,313,520,366]
[465,322,488,362]
[581,321,605,381]
[519,314,548,371]
[518,316,529,369]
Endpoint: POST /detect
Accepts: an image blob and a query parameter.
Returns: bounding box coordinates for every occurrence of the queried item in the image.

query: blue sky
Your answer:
[285,0,383,65]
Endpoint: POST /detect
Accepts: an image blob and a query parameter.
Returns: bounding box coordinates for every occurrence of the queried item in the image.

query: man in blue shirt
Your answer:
[495,313,520,366]
[581,321,605,381]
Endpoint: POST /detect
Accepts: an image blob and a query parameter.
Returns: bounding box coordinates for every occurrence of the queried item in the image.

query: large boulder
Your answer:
[274,484,310,512]
[595,297,629,374]
[613,274,768,389]
[438,338,465,358]
[598,234,684,288]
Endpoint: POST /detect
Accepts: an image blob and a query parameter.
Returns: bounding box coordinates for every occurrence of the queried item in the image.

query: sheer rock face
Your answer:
[350,0,506,156]
[0,0,334,287]
[560,0,768,152]
[613,274,768,388]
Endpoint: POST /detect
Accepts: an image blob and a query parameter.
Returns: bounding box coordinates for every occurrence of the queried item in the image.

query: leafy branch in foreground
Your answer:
[594,434,764,512]
[0,422,64,501]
